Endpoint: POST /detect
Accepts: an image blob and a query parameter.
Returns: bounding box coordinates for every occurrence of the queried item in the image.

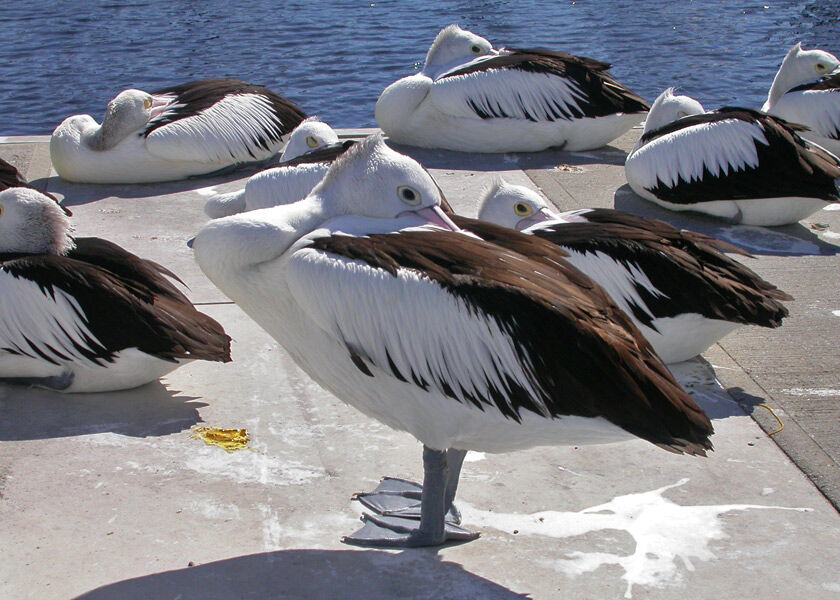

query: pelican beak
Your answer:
[399,205,461,232]
[280,141,354,167]
[149,96,171,119]
[830,65,840,76]
[516,207,556,231]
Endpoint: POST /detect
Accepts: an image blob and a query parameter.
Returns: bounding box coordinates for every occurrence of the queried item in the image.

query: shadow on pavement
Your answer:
[0,381,206,441]
[72,549,531,600]
[613,184,840,257]
[389,140,628,171]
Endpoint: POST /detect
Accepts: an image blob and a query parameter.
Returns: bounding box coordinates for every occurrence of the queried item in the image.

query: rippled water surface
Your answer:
[1,1,837,135]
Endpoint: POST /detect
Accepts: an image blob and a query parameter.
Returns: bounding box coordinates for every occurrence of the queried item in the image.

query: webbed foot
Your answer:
[353,477,462,524]
[342,513,478,548]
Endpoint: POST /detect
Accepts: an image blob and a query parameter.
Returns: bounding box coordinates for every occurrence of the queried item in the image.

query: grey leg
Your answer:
[342,446,478,548]
[353,447,468,524]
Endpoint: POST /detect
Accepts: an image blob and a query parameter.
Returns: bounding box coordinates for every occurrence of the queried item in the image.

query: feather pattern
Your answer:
[145,79,307,163]
[629,108,840,205]
[287,228,712,454]
[437,48,649,121]
[0,248,231,366]
[771,75,840,141]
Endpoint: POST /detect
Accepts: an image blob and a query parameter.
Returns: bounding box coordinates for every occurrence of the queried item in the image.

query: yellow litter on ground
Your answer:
[190,426,252,453]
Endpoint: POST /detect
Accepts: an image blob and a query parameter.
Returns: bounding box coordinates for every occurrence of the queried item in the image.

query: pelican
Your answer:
[203,118,353,218]
[375,25,649,153]
[1,157,70,214]
[625,88,840,226]
[51,79,307,184]
[762,43,840,156]
[0,181,231,392]
[476,178,790,363]
[192,135,712,547]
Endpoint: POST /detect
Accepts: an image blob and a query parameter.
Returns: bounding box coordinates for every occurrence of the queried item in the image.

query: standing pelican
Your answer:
[375,25,649,152]
[625,88,840,225]
[51,79,307,184]
[203,118,353,218]
[762,43,840,156]
[192,135,712,547]
[476,178,790,363]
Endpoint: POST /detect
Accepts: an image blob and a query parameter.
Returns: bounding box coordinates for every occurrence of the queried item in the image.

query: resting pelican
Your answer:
[625,88,840,225]
[762,43,840,156]
[375,25,649,152]
[51,79,307,184]
[192,135,712,547]
[0,175,230,392]
[203,118,352,218]
[476,178,790,363]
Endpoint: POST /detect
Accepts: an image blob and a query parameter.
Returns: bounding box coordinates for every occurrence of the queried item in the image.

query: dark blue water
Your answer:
[1,1,838,136]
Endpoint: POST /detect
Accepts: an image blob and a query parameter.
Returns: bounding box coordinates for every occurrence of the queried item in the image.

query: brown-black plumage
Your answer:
[639,108,840,205]
[442,48,650,119]
[146,79,307,154]
[311,229,713,456]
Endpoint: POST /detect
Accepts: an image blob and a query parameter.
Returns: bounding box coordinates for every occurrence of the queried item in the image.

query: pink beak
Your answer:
[517,207,556,231]
[398,205,461,232]
[149,96,171,119]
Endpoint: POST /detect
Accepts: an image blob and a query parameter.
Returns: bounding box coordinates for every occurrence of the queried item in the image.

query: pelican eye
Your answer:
[815,63,828,73]
[305,135,319,148]
[398,186,421,205]
[143,97,153,109]
[677,110,689,118]
[513,202,533,217]
[471,44,482,54]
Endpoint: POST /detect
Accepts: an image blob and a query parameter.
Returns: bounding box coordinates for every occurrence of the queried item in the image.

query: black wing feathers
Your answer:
[0,249,231,365]
[310,229,713,455]
[528,210,791,327]
[641,108,840,204]
[442,48,649,118]
[146,78,307,150]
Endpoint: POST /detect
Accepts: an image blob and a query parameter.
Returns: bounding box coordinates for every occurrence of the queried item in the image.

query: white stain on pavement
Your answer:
[460,479,811,599]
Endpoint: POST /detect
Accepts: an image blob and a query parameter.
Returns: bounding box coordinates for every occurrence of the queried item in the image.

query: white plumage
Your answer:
[203,118,344,219]
[476,178,790,362]
[762,43,840,156]
[375,25,648,152]
[629,118,766,189]
[0,186,230,392]
[192,135,712,547]
[50,80,306,184]
[625,88,840,225]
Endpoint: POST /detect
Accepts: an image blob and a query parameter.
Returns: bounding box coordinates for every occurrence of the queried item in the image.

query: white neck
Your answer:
[764,48,802,111]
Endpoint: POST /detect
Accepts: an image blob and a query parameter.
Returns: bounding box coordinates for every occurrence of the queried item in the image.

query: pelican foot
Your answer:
[342,513,478,548]
[353,477,461,524]
[0,371,74,391]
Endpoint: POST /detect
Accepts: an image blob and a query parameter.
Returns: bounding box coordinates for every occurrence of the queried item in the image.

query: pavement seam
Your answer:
[714,342,840,512]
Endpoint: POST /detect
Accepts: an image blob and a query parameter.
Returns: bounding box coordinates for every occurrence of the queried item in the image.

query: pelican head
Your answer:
[478,177,559,230]
[88,89,170,151]
[0,187,74,255]
[764,43,840,110]
[423,25,498,78]
[311,134,455,229]
[642,88,706,134]
[279,117,342,162]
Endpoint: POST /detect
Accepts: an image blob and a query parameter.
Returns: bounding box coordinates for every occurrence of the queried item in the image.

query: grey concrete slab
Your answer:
[2,133,840,599]
[2,304,839,600]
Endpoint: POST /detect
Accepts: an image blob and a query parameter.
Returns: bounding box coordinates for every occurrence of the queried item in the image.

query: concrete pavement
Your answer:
[1,130,839,600]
